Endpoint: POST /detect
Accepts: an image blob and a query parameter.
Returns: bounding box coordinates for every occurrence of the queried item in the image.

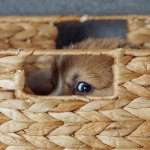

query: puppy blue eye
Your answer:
[75,81,92,95]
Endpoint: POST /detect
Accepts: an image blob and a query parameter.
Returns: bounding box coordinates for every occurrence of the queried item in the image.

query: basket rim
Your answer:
[0,49,149,56]
[0,15,150,23]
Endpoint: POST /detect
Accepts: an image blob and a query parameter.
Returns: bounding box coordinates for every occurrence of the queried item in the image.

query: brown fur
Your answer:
[53,39,116,96]
[55,54,114,96]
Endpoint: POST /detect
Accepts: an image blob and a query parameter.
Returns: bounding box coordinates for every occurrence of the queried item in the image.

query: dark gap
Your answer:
[55,20,127,48]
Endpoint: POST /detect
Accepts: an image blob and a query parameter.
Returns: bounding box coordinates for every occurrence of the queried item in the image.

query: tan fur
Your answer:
[54,54,113,96]
[53,39,119,96]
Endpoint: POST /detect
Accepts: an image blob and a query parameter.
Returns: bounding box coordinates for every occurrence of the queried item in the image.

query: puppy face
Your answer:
[52,54,114,96]
[52,39,117,96]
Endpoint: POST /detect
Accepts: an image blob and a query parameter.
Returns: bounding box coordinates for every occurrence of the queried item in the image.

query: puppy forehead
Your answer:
[59,54,110,64]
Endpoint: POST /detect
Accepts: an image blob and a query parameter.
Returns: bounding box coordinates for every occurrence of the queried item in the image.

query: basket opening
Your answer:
[23,53,115,97]
[55,20,127,48]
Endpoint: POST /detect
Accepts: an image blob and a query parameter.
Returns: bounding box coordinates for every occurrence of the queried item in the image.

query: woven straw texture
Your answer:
[0,48,149,150]
[0,22,58,49]
[127,18,150,47]
[0,15,149,150]
[0,18,58,86]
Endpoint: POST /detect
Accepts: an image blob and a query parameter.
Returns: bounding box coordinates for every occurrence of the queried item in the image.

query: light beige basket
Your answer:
[0,15,150,150]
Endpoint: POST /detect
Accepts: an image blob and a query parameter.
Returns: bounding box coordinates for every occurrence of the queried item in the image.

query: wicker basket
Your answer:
[0,15,150,150]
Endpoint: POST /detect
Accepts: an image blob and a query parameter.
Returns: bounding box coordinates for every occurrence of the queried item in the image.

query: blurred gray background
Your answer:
[0,0,149,47]
[0,0,149,15]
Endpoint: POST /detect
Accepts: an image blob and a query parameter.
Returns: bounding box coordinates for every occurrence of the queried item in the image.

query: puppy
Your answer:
[25,39,140,96]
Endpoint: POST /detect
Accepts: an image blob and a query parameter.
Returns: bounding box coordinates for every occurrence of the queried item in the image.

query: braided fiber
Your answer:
[0,22,58,49]
[127,18,150,48]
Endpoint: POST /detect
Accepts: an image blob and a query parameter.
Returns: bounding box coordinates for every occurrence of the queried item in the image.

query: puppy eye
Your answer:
[74,81,92,95]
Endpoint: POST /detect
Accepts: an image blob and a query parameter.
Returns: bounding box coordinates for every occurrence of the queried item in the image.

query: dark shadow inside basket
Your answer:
[23,54,115,97]
[55,20,127,48]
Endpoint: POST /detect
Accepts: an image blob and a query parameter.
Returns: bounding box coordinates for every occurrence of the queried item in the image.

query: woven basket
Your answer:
[0,15,150,150]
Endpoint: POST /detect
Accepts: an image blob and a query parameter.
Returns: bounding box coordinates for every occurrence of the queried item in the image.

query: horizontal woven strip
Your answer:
[0,22,58,49]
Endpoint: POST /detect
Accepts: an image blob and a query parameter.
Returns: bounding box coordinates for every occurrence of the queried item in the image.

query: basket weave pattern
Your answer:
[0,22,58,49]
[0,48,149,149]
[0,15,149,149]
[127,18,150,48]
